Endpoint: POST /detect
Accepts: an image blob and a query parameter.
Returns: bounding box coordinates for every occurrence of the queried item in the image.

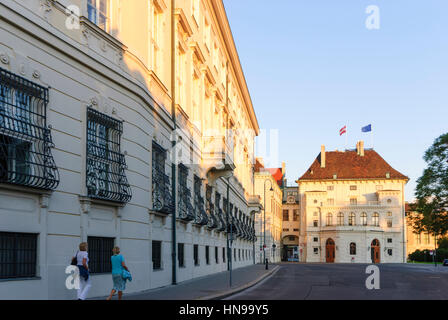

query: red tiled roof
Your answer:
[266,168,284,187]
[298,149,408,181]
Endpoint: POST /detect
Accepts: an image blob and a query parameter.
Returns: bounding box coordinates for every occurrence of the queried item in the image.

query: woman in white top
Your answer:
[75,242,91,300]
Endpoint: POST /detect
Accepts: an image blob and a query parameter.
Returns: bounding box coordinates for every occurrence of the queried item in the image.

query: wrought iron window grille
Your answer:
[152,141,173,214]
[0,67,59,190]
[0,232,37,279]
[215,192,226,232]
[206,185,218,229]
[86,107,131,203]
[193,176,208,225]
[178,163,194,221]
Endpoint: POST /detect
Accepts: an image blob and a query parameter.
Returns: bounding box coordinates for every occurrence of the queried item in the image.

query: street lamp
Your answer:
[264,179,274,269]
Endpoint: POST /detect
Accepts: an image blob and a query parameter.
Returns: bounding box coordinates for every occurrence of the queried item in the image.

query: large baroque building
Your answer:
[0,0,261,299]
[297,142,409,263]
[405,203,438,258]
[254,159,283,264]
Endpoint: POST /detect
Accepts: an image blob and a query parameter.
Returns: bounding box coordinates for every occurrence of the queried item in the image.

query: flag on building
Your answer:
[340,125,347,136]
[362,124,372,133]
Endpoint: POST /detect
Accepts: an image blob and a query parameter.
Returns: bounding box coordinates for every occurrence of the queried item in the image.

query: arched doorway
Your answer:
[371,239,380,263]
[326,238,335,263]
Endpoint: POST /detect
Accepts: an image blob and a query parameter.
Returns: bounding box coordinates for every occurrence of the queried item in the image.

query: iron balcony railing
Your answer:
[0,67,59,190]
[178,187,195,221]
[194,195,208,226]
[152,169,174,214]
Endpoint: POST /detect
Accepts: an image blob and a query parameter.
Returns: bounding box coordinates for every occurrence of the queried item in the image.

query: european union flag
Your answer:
[362,124,372,132]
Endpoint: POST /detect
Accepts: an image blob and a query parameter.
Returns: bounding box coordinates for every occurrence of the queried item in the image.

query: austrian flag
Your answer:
[339,125,347,136]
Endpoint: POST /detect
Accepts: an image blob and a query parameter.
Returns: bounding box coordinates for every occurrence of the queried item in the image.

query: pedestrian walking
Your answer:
[107,246,130,300]
[74,242,91,300]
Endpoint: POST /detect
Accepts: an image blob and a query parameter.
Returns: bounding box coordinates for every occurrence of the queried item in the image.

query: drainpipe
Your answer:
[170,0,177,285]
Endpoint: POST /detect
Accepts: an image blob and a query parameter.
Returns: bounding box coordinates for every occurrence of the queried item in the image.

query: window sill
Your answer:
[0,276,42,283]
[152,268,164,272]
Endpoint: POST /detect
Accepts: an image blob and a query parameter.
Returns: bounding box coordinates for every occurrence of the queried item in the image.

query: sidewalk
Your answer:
[92,264,279,300]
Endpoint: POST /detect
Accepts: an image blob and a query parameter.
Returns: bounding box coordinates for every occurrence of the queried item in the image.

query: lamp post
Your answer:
[264,179,273,269]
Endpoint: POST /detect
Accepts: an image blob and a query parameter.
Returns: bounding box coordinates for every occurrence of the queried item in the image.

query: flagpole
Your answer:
[345,125,348,150]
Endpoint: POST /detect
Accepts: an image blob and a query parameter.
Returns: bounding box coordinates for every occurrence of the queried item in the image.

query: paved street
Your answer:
[92,264,276,300]
[227,263,448,300]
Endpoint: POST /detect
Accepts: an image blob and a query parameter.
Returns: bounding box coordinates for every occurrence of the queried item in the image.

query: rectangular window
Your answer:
[86,108,131,203]
[293,228,299,232]
[313,248,319,254]
[416,233,421,245]
[327,199,334,205]
[205,246,210,265]
[293,210,299,221]
[178,243,184,268]
[314,237,318,242]
[376,185,384,191]
[222,247,226,263]
[88,237,114,274]
[283,228,289,232]
[387,219,393,228]
[87,0,109,32]
[0,232,37,279]
[152,142,173,213]
[152,240,162,270]
[424,233,430,245]
[350,198,357,205]
[0,67,59,190]
[327,186,334,191]
[387,238,393,243]
[215,247,218,264]
[313,220,318,227]
[194,244,199,266]
[283,210,289,221]
[350,185,357,191]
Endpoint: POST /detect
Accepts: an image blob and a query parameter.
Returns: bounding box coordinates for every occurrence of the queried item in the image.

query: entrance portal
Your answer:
[371,239,380,263]
[326,238,335,263]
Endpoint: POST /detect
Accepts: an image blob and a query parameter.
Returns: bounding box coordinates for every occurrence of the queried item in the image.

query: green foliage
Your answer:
[408,248,448,263]
[438,237,448,249]
[410,132,448,238]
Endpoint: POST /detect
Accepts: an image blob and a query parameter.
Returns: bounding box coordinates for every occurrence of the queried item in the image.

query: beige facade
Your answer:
[297,142,409,264]
[0,0,260,299]
[405,208,437,257]
[254,170,283,264]
[281,186,300,261]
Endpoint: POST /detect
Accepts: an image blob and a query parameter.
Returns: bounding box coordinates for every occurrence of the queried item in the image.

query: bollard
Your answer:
[265,258,268,270]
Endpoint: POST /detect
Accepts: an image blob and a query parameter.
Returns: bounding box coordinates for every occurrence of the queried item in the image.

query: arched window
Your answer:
[349,213,356,226]
[361,212,367,226]
[373,212,379,226]
[326,213,333,226]
[337,212,344,226]
[350,242,356,255]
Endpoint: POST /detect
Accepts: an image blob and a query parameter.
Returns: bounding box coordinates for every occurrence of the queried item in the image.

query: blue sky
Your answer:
[223,0,448,201]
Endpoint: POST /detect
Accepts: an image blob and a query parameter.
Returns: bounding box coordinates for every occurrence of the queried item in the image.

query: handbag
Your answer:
[71,251,78,266]
[122,269,132,282]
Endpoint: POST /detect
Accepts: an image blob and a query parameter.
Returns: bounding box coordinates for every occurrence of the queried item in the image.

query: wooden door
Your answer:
[371,239,380,263]
[326,239,335,263]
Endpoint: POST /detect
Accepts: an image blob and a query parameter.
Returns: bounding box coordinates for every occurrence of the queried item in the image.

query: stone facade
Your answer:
[0,0,260,299]
[297,142,409,264]
[281,186,300,261]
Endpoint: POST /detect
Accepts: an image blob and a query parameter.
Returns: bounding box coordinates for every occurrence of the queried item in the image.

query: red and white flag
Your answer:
[339,125,347,136]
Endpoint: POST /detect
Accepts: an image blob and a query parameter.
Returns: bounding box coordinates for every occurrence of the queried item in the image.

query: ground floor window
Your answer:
[178,243,184,268]
[205,246,210,265]
[152,240,162,270]
[350,242,356,255]
[194,244,199,266]
[0,232,37,279]
[88,236,114,274]
[222,247,226,263]
[215,247,219,264]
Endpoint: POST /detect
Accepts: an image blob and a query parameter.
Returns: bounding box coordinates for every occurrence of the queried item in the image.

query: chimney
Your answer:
[360,141,365,157]
[356,141,360,155]
[282,161,286,175]
[321,145,326,168]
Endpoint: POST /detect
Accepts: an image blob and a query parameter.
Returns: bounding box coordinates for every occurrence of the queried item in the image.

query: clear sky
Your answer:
[223,0,448,201]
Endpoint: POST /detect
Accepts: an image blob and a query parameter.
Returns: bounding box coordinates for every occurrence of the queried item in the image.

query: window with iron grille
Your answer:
[0,67,59,190]
[194,244,199,266]
[222,247,225,263]
[152,240,162,270]
[215,247,218,264]
[152,141,173,214]
[178,164,194,221]
[178,243,184,268]
[87,236,114,274]
[0,232,37,279]
[86,108,131,203]
[205,246,210,265]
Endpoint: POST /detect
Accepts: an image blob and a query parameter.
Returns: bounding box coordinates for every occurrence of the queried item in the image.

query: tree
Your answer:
[409,133,448,241]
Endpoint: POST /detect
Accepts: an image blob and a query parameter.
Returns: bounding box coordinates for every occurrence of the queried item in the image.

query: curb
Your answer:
[196,265,281,300]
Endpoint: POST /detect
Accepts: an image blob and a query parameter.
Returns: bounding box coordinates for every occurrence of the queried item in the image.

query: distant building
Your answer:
[254,159,283,263]
[297,141,409,263]
[281,186,301,262]
[405,203,437,258]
